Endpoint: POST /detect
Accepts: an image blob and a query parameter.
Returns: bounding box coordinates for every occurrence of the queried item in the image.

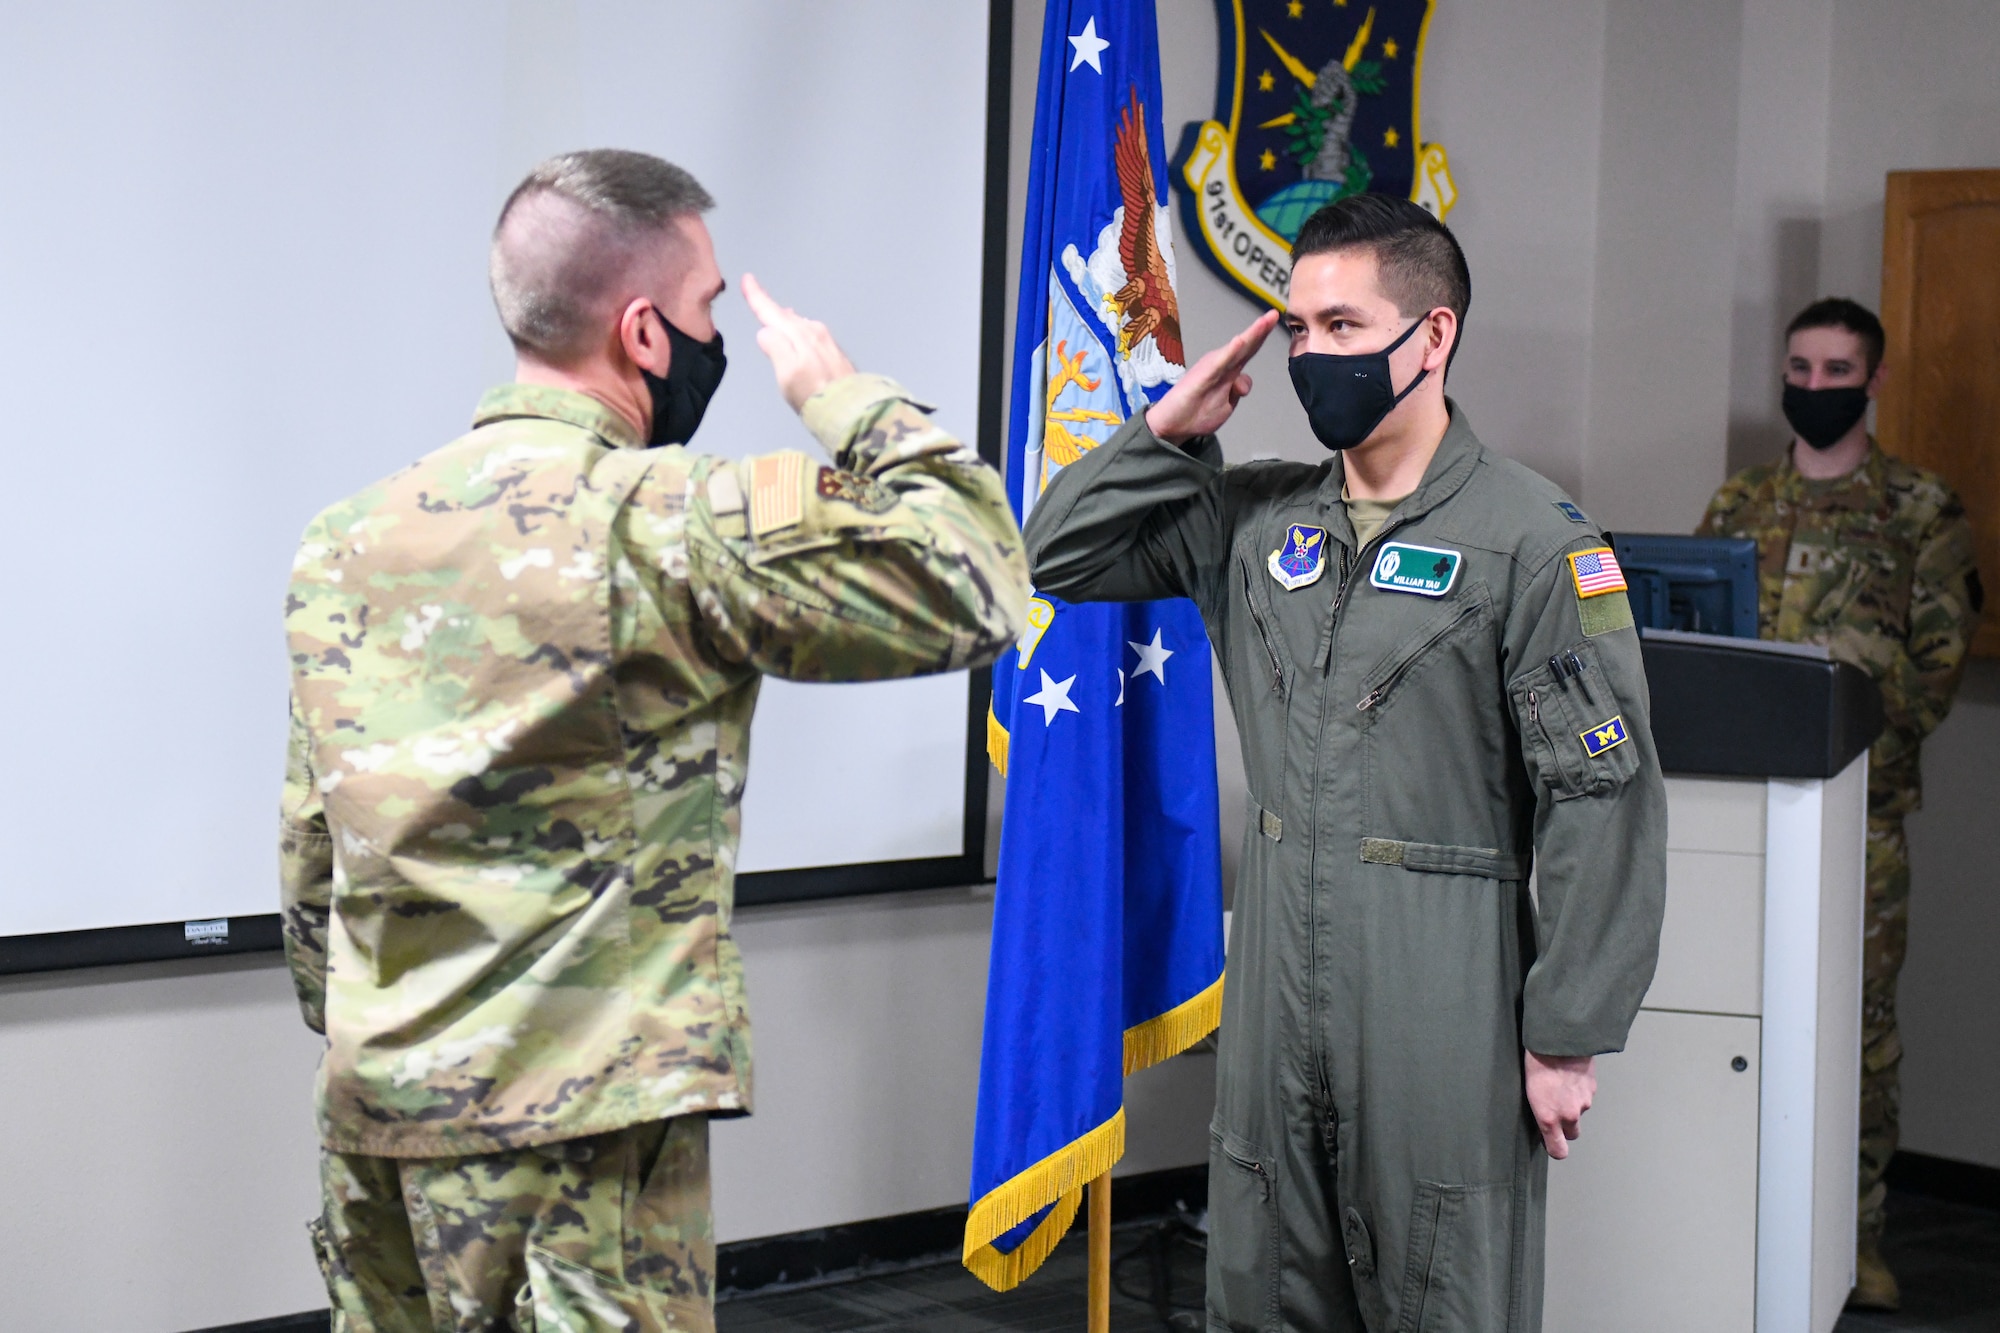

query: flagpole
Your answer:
[1088,1171,1111,1332]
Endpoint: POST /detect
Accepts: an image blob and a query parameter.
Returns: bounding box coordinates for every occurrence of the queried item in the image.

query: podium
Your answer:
[1544,630,1881,1333]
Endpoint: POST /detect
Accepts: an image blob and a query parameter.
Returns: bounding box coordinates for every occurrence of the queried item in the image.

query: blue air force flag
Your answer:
[965,0,1226,1292]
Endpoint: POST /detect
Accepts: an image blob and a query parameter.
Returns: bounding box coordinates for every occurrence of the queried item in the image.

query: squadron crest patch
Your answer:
[1171,0,1458,310]
[816,466,896,514]
[1268,523,1329,590]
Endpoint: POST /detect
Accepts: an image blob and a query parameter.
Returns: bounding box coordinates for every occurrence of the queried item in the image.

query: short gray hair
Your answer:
[490,149,714,361]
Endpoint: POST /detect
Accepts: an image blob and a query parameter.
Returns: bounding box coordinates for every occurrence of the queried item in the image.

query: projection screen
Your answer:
[0,1,1006,971]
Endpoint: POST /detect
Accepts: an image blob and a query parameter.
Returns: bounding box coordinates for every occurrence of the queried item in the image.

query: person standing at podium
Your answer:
[1698,296,1982,1313]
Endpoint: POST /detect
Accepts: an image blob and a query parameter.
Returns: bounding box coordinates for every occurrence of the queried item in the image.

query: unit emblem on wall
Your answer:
[1172,0,1458,309]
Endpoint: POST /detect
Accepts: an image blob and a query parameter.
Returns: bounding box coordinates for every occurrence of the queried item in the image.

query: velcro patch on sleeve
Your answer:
[748,452,809,538]
[1579,587,1635,636]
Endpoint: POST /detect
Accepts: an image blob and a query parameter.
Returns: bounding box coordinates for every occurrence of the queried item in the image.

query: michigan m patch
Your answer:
[1580,715,1629,757]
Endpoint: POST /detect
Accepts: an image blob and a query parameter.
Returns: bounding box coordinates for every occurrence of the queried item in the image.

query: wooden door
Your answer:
[1879,169,2000,657]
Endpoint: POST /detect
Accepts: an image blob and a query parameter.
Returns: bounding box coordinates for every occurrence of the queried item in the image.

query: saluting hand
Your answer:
[1143,309,1281,446]
[744,273,856,412]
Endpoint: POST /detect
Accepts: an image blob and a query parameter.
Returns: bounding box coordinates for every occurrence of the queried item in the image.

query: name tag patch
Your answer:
[1370,542,1462,597]
[1268,524,1329,591]
[1580,715,1629,757]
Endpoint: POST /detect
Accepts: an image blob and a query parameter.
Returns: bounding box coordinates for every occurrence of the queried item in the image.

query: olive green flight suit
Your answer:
[1025,404,1667,1333]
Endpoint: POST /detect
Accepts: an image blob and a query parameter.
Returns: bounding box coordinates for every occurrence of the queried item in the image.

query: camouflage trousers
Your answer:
[1859,815,1910,1247]
[309,1116,715,1333]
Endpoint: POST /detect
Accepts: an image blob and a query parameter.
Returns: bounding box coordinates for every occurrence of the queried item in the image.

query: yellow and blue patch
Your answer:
[1268,524,1329,591]
[1580,715,1629,757]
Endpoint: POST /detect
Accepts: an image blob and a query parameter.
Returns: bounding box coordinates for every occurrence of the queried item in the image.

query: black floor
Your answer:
[716,1216,1208,1333]
[717,1192,2000,1333]
[1836,1193,2000,1333]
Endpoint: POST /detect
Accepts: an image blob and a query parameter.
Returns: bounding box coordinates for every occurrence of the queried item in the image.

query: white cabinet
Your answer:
[1546,1010,1762,1332]
[1544,763,1866,1333]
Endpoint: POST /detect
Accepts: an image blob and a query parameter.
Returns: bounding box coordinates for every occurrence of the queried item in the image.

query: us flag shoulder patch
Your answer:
[1568,546,1628,599]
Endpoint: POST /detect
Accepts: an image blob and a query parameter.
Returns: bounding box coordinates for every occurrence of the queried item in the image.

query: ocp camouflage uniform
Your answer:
[1698,441,1982,1250]
[282,375,1028,1331]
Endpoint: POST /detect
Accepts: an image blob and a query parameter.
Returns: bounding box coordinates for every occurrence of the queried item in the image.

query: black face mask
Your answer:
[1780,381,1870,451]
[1287,318,1430,452]
[642,313,727,447]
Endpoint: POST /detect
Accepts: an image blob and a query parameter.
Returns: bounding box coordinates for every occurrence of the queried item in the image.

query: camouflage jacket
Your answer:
[282,375,1027,1156]
[1698,442,1981,817]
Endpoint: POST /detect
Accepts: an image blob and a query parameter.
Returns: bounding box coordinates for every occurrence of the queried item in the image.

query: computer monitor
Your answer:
[1608,533,1761,638]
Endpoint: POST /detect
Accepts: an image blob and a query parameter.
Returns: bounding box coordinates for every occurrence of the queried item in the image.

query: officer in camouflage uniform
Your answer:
[1698,297,1982,1313]
[280,150,1028,1332]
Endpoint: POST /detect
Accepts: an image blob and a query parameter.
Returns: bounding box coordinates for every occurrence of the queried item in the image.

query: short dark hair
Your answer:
[490,150,714,360]
[1291,194,1471,355]
[1785,297,1884,373]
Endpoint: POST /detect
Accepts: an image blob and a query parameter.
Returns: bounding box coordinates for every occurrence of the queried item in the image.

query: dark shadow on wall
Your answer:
[1728,214,1825,480]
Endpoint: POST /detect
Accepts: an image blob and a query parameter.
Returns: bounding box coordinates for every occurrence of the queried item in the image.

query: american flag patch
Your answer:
[748,452,808,537]
[1568,547,1628,598]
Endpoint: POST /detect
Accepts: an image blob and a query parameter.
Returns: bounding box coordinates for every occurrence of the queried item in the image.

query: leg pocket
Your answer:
[1395,1180,1516,1333]
[1205,1130,1281,1332]
[627,1115,716,1305]
[523,1243,713,1333]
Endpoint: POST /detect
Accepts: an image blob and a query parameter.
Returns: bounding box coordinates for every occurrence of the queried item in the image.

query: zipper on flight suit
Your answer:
[1312,546,1354,672]
[1242,563,1287,695]
[1355,602,1482,711]
[1219,1139,1275,1201]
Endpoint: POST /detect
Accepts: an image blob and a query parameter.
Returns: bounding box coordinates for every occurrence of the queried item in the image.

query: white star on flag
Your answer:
[1023,669,1081,726]
[1068,17,1109,73]
[1128,628,1173,684]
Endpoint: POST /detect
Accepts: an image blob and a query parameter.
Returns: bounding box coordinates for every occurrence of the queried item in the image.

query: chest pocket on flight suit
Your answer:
[1508,641,1641,799]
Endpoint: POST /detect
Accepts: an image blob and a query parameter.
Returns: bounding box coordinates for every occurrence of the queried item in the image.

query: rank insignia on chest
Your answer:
[1568,546,1628,597]
[1369,542,1462,597]
[1268,524,1329,590]
[1580,715,1629,757]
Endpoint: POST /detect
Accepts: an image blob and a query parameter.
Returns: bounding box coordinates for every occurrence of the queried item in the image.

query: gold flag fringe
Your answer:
[962,1107,1126,1291]
[1123,974,1224,1075]
[987,706,1010,776]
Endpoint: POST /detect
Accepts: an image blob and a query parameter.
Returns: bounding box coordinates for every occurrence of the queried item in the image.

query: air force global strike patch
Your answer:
[1580,715,1629,757]
[1269,524,1329,590]
[1370,542,1461,597]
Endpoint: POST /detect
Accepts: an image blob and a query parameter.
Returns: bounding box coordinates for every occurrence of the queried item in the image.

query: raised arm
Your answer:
[1024,310,1278,610]
[672,275,1029,680]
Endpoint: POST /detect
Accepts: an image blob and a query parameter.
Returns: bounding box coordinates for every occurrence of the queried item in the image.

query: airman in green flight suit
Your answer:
[1025,196,1667,1333]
